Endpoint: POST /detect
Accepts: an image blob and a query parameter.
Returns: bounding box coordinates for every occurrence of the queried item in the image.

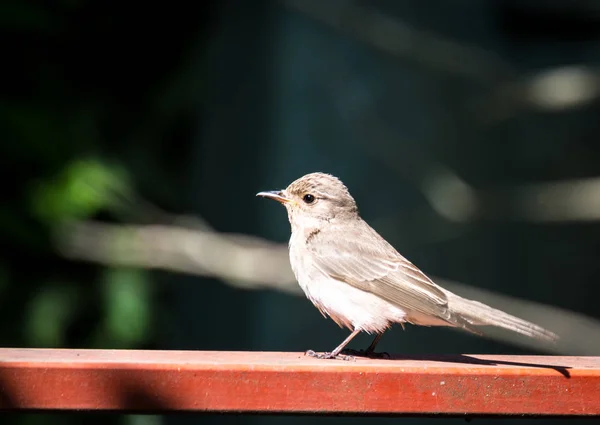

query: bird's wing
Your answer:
[307,220,468,327]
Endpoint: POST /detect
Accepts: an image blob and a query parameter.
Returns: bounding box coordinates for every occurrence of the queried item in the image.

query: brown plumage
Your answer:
[257,172,558,360]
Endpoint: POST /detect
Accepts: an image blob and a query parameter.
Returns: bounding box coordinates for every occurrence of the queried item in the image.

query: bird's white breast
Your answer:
[289,231,407,334]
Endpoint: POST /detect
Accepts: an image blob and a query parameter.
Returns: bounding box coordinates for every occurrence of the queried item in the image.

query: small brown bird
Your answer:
[257,172,558,360]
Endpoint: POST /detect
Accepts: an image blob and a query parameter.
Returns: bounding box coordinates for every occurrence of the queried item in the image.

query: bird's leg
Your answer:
[363,333,391,358]
[365,333,383,354]
[305,328,361,361]
[341,332,390,359]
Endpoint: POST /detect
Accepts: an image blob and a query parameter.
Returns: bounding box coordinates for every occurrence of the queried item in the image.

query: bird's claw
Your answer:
[305,350,355,361]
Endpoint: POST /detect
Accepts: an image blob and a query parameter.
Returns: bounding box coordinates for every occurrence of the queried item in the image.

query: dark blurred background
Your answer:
[2,0,600,424]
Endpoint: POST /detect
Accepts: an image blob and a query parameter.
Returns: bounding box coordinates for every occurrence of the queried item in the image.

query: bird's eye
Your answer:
[302,194,315,204]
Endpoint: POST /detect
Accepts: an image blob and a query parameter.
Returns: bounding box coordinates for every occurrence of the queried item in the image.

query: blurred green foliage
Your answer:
[25,280,79,347]
[2,1,211,424]
[30,159,132,225]
[98,267,153,348]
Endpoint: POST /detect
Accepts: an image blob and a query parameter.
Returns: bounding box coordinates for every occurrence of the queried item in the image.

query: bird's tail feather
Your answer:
[447,293,559,342]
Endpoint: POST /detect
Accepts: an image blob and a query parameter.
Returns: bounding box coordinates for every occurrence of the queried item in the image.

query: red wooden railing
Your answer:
[0,349,598,416]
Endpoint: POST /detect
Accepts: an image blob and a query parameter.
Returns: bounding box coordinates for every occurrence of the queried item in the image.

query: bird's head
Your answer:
[257,172,359,230]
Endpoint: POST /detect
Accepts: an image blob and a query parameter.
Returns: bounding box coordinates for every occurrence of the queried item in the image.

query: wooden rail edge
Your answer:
[0,349,598,416]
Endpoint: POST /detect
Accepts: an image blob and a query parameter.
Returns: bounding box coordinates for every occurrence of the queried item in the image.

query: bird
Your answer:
[257,172,558,360]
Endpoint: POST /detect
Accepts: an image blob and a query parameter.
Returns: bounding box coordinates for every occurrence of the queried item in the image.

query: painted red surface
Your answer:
[0,349,598,416]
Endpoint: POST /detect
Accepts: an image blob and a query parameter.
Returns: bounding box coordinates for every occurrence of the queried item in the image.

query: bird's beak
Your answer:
[256,190,291,204]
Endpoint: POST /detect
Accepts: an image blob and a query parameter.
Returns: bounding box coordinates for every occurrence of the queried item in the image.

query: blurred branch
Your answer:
[56,220,296,294]
[282,0,515,82]
[513,176,600,222]
[283,0,600,122]
[476,65,600,124]
[422,169,600,223]
[56,219,600,354]
[301,35,600,225]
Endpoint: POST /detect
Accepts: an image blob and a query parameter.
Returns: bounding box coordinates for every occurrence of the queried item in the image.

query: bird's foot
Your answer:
[305,350,355,361]
[341,348,391,359]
